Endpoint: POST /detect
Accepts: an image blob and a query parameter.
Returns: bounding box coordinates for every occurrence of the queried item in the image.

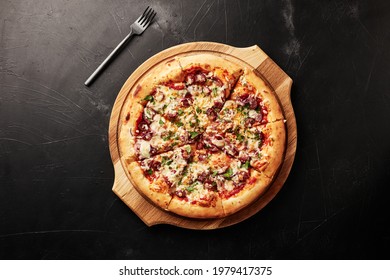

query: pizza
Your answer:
[119,54,286,219]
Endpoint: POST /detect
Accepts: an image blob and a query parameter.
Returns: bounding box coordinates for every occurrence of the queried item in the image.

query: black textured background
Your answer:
[1,0,389,259]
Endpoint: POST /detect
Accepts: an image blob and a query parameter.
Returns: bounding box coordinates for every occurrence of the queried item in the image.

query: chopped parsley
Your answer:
[237,133,245,142]
[189,131,199,139]
[212,170,218,177]
[196,107,202,114]
[223,167,234,179]
[186,182,198,192]
[162,131,173,141]
[185,146,192,153]
[144,95,154,102]
[159,119,164,125]
[178,109,184,116]
[212,87,218,96]
[176,121,184,127]
[242,161,250,169]
[146,169,153,175]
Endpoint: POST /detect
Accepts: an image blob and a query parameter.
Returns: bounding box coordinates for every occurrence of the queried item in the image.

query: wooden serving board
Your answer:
[108,42,296,229]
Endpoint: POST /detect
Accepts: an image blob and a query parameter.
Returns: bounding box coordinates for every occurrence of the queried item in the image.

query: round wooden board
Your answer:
[108,42,297,230]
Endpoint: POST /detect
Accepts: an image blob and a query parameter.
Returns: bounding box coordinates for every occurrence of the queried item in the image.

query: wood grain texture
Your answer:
[108,42,296,229]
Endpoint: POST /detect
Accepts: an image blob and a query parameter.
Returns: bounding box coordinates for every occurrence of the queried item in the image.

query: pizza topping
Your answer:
[148,160,161,170]
[222,167,234,179]
[154,90,165,102]
[214,101,224,109]
[189,131,200,139]
[203,86,211,95]
[197,171,208,182]
[206,108,217,121]
[175,190,186,198]
[237,170,249,181]
[180,98,191,108]
[211,76,223,87]
[211,134,224,147]
[166,111,177,121]
[144,95,154,102]
[195,73,207,84]
[165,82,185,90]
[245,117,255,127]
[225,145,239,157]
[181,147,192,160]
[139,141,151,158]
[185,74,195,85]
[198,153,207,161]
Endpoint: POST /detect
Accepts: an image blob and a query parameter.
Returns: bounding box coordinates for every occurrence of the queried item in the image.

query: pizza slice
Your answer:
[142,82,203,140]
[178,54,243,130]
[119,103,190,162]
[126,145,193,209]
[203,100,286,178]
[230,69,284,123]
[168,148,224,218]
[167,147,272,217]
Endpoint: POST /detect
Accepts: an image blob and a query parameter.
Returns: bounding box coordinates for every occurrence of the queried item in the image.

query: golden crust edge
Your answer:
[168,196,225,219]
[118,102,144,163]
[251,120,286,178]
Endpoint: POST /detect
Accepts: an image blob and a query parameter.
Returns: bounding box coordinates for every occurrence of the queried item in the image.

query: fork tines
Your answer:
[138,6,156,27]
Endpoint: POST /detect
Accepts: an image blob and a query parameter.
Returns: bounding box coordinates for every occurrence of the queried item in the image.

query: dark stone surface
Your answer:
[1,0,389,259]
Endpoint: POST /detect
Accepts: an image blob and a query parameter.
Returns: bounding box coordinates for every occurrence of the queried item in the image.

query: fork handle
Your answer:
[84,30,134,86]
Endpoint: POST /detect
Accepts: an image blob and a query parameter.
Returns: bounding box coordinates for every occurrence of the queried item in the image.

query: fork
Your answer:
[84,6,156,86]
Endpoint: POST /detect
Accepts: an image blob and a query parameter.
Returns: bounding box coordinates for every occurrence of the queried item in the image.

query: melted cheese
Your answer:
[149,114,161,131]
[186,185,212,203]
[248,109,258,119]
[139,141,151,158]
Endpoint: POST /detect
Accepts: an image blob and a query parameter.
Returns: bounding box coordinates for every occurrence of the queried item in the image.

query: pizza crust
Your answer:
[178,53,241,72]
[168,195,225,219]
[118,102,143,163]
[251,121,286,178]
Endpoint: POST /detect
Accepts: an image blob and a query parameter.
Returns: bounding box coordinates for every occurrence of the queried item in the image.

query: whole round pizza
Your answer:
[118,54,286,219]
